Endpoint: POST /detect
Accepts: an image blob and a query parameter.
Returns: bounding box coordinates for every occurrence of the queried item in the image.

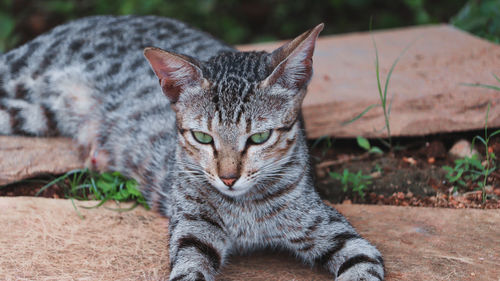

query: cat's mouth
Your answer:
[212,178,252,197]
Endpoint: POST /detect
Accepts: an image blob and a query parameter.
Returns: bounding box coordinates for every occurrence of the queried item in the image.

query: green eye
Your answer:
[249,130,271,144]
[192,131,213,144]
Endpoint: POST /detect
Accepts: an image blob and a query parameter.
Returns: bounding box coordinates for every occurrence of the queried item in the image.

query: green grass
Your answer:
[329,169,373,198]
[37,169,149,215]
[343,20,416,150]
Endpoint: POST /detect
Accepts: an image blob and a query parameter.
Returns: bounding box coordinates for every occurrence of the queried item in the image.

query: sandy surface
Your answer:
[0,197,498,281]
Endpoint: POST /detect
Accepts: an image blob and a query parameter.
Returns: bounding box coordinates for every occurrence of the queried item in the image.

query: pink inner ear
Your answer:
[159,75,183,102]
[144,47,202,103]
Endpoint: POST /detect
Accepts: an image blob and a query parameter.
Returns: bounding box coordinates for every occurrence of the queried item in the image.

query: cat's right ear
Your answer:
[260,23,323,92]
[144,47,207,103]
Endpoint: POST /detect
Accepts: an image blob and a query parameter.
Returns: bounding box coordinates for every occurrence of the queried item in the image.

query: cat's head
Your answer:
[144,24,323,197]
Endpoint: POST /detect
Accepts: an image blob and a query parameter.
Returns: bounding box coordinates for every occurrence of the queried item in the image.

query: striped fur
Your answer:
[1,16,384,280]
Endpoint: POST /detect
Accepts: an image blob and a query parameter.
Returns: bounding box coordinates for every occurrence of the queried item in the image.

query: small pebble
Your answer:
[449,139,479,159]
[494,188,500,196]
[402,157,417,165]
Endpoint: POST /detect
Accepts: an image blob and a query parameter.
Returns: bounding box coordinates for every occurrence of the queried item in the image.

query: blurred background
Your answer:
[0,0,499,52]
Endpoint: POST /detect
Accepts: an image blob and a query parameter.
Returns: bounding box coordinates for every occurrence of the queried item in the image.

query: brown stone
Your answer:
[0,136,84,185]
[238,25,500,138]
[0,197,498,280]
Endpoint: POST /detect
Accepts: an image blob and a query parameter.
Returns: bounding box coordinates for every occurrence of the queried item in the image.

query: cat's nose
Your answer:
[220,176,239,187]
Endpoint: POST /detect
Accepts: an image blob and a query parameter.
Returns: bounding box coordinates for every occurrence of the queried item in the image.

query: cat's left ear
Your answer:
[144,47,208,104]
[260,23,324,91]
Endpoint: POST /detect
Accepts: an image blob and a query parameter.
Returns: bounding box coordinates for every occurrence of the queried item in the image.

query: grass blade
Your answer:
[387,91,397,116]
[342,104,379,125]
[472,135,487,146]
[382,37,418,103]
[377,137,392,149]
[79,196,110,209]
[369,17,383,101]
[489,130,500,138]
[70,198,85,220]
[372,36,383,102]
[492,73,500,84]
[104,202,139,212]
[36,174,68,196]
[461,83,500,91]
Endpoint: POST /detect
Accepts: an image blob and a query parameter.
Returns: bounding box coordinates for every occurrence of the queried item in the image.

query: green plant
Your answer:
[329,169,372,198]
[37,169,149,215]
[0,5,18,52]
[459,75,500,202]
[343,20,415,149]
[472,102,499,202]
[356,136,383,154]
[443,103,499,202]
[452,0,500,44]
[442,154,484,189]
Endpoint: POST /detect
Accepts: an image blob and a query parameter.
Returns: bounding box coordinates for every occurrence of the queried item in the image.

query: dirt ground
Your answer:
[310,131,500,209]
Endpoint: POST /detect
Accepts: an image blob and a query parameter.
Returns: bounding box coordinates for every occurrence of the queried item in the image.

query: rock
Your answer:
[448,139,479,159]
[0,136,84,185]
[1,197,499,280]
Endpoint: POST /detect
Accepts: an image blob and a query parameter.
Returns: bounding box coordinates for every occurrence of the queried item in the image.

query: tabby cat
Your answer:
[0,15,384,280]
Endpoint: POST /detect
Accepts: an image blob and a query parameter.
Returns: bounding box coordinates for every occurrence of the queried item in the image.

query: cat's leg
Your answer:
[285,204,384,281]
[168,210,230,281]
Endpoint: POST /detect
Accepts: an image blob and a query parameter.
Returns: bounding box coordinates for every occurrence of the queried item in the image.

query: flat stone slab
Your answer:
[0,136,83,185]
[0,197,498,280]
[239,25,500,138]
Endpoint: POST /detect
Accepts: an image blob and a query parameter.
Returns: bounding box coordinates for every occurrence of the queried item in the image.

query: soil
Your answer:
[1,130,499,209]
[310,130,500,209]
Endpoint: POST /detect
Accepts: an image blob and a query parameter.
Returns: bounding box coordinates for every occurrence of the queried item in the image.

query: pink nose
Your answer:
[220,177,238,187]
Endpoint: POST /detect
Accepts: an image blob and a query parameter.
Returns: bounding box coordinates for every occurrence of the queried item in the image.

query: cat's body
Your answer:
[0,15,384,281]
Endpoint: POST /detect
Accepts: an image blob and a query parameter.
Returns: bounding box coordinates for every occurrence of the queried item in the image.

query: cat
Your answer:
[0,15,384,281]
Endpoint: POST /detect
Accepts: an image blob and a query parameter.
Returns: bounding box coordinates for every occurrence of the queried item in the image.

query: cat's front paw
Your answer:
[169,271,207,281]
[336,262,384,281]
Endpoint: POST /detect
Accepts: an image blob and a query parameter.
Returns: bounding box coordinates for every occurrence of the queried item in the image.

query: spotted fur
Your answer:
[0,15,384,281]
